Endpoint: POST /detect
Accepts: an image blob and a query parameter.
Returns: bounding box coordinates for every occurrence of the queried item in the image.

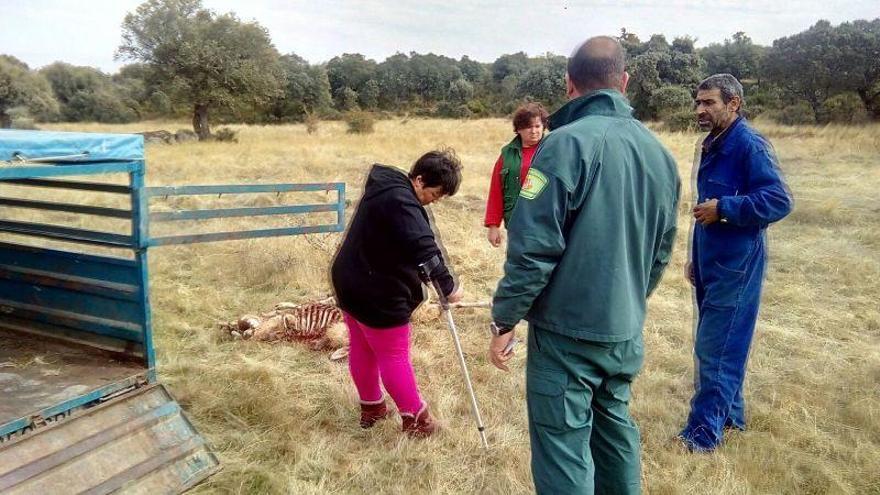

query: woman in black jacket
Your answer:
[331,149,462,437]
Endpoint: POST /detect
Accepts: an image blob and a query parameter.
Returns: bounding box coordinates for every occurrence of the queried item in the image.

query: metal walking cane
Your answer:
[418,256,489,449]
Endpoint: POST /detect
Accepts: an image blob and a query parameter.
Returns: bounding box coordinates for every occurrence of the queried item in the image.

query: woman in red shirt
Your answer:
[484,102,549,247]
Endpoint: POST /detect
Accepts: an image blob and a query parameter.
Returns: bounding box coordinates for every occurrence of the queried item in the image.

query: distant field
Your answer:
[36,118,880,494]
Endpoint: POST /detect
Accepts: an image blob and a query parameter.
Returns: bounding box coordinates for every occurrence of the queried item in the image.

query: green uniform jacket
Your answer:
[492,90,681,342]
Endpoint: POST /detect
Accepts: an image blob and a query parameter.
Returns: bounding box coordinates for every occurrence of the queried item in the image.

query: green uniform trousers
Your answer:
[526,325,644,495]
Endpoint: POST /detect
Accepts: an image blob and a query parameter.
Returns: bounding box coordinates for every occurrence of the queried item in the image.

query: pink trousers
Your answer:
[343,312,424,415]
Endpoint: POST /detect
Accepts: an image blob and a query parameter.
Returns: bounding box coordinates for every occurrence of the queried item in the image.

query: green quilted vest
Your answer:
[500,136,523,225]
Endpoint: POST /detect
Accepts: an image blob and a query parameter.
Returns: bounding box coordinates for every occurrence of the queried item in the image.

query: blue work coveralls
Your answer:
[680,116,792,451]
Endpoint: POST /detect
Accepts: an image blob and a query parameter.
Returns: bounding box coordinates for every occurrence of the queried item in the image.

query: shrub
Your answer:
[741,104,766,120]
[321,108,342,121]
[774,102,816,125]
[7,107,38,130]
[335,87,359,112]
[651,85,694,120]
[345,112,375,134]
[149,90,172,115]
[664,109,699,132]
[745,85,784,110]
[866,80,880,119]
[436,101,472,119]
[818,92,869,125]
[466,99,488,117]
[212,127,239,142]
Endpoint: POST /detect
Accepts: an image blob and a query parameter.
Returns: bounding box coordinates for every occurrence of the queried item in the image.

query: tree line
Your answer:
[1,0,878,139]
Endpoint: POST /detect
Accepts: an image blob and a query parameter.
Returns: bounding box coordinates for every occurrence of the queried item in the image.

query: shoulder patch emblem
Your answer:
[519,168,548,200]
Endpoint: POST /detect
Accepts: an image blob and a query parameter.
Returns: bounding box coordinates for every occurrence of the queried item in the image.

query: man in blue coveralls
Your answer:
[679,74,793,452]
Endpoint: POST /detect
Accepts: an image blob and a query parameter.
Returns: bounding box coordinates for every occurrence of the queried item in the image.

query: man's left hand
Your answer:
[693,198,720,225]
[488,332,516,372]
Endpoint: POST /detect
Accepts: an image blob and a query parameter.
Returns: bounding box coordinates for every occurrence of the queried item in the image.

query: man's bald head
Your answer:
[566,36,627,95]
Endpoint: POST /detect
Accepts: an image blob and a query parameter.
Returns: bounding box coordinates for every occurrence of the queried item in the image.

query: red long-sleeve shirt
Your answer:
[484,145,539,227]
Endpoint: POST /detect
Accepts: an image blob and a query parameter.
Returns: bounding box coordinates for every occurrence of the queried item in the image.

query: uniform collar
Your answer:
[548,89,634,131]
[703,115,745,156]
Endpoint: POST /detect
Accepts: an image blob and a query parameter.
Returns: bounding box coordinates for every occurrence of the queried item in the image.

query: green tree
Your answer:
[335,87,359,111]
[832,19,880,117]
[701,32,765,81]
[447,78,474,105]
[764,19,880,116]
[458,55,489,84]
[618,28,646,58]
[326,53,376,108]
[672,36,697,54]
[626,37,704,119]
[491,52,530,82]
[117,0,284,140]
[516,55,567,110]
[764,21,836,114]
[40,62,137,123]
[0,55,59,128]
[375,53,411,109]
[647,34,671,52]
[359,79,380,110]
[271,53,331,120]
[407,53,463,104]
[627,52,663,119]
[113,63,170,118]
[650,85,694,120]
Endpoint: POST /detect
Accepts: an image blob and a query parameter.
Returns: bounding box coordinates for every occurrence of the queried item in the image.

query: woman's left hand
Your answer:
[487,226,503,247]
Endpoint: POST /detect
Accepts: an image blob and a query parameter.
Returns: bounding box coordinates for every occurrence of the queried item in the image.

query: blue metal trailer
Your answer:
[0,130,345,493]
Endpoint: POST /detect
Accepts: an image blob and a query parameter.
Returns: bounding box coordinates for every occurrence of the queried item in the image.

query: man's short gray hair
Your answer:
[698,74,744,104]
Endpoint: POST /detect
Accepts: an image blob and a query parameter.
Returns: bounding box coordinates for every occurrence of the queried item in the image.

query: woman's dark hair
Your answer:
[512,102,549,132]
[409,148,463,197]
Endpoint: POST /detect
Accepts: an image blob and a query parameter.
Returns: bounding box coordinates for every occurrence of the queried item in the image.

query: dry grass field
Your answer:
[31,117,880,494]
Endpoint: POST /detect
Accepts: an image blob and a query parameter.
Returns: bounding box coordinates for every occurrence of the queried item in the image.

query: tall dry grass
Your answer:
[25,118,880,494]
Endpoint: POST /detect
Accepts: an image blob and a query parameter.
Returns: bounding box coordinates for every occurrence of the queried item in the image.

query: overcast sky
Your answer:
[1,0,878,73]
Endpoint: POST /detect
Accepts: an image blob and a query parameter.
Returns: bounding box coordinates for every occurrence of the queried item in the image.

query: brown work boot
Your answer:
[401,403,439,438]
[359,399,389,428]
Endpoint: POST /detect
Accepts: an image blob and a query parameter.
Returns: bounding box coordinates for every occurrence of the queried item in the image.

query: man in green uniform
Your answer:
[487,36,680,494]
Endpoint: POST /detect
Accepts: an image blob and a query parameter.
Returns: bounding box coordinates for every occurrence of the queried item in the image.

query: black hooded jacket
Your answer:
[331,164,455,328]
